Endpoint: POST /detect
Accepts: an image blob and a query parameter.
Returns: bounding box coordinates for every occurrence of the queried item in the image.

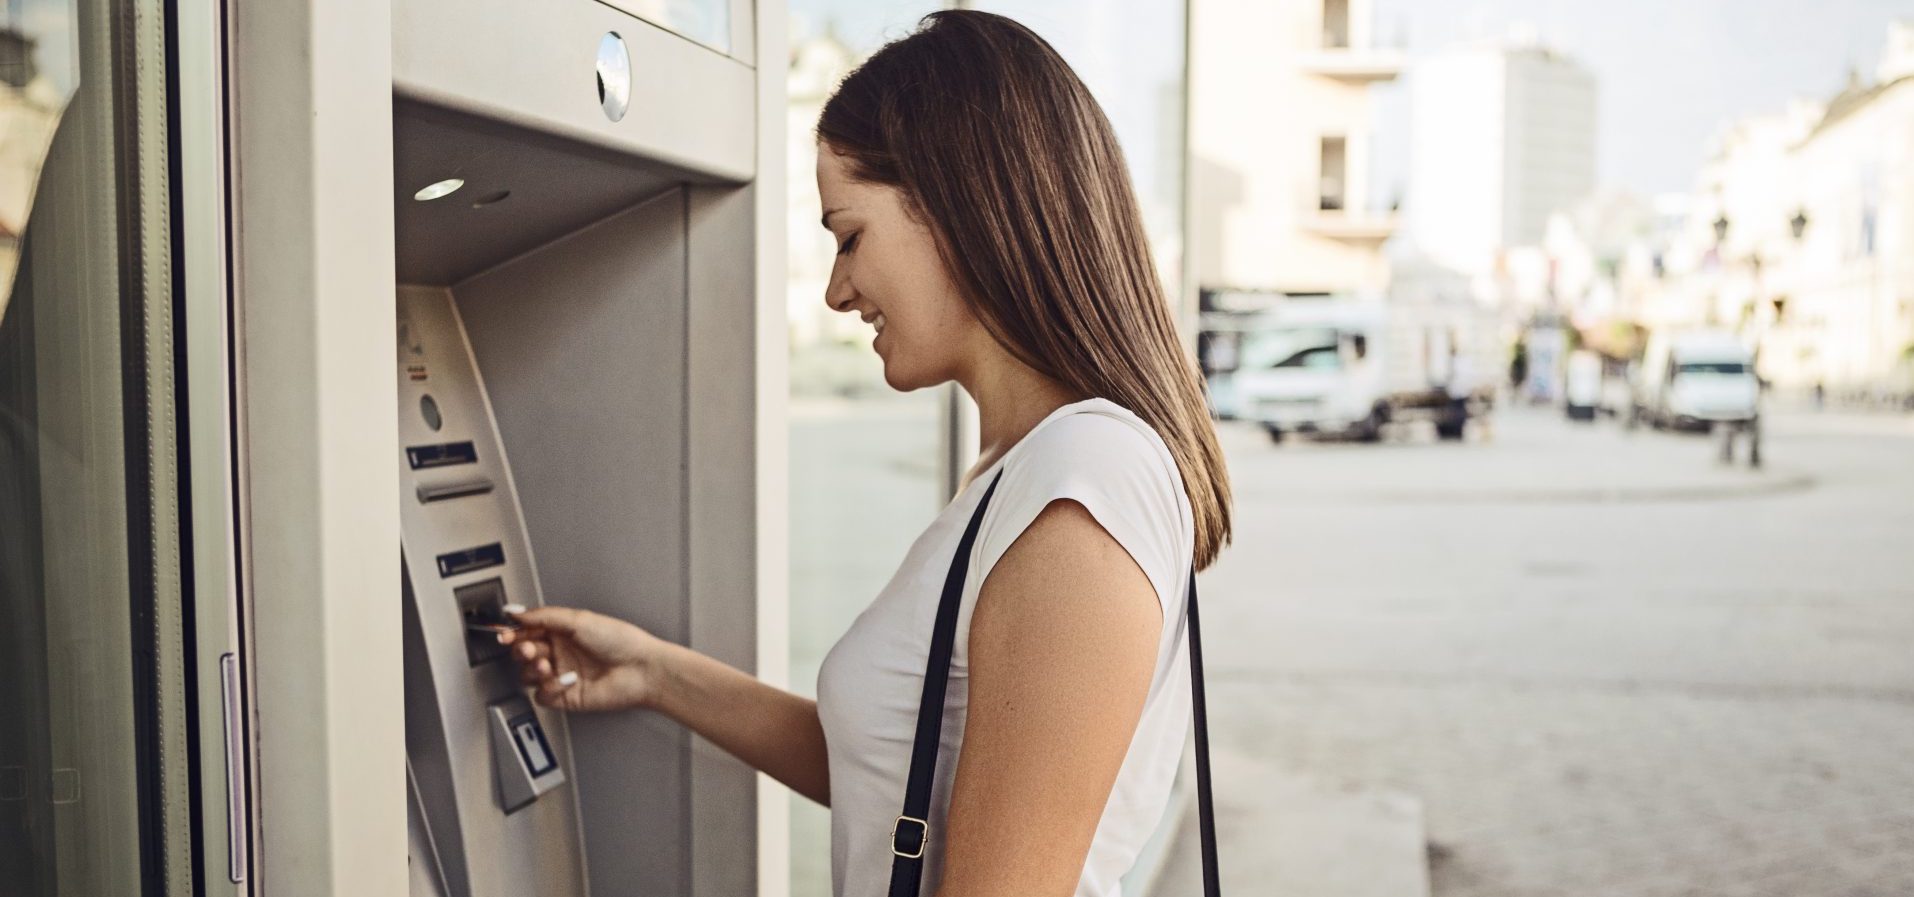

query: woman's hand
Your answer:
[499,606,667,712]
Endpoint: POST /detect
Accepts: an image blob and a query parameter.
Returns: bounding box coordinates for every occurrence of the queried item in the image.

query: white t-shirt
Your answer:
[816,398,1195,897]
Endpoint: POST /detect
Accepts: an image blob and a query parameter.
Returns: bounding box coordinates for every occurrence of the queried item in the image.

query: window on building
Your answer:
[1320,136,1347,211]
[1323,0,1350,48]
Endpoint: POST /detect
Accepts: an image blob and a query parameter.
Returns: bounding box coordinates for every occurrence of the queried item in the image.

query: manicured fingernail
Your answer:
[502,603,527,615]
[557,671,579,688]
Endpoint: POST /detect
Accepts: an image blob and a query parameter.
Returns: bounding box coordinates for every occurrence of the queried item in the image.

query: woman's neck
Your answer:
[959,348,1084,482]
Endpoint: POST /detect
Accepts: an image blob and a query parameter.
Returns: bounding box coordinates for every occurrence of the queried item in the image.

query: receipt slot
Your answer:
[390,1,773,895]
[492,697,565,812]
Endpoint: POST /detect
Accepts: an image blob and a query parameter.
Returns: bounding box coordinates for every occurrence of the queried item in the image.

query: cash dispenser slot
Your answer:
[436,543,505,578]
[407,440,479,470]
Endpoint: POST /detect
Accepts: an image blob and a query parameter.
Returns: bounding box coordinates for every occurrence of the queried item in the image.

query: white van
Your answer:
[1634,330,1760,431]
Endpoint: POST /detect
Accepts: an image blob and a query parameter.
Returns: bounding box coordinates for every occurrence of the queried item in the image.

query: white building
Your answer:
[1190,0,1403,296]
[1637,21,1914,396]
[1759,24,1914,394]
[1403,37,1596,292]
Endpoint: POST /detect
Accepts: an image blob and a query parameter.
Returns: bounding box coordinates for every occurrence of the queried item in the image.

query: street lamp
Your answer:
[1712,214,1730,244]
[1790,208,1809,241]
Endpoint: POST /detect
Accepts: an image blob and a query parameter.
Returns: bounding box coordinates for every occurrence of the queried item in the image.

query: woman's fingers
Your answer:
[512,605,586,636]
[499,625,588,704]
[533,669,581,707]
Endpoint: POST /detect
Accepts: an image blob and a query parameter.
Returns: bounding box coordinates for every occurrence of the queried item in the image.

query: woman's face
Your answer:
[816,144,980,391]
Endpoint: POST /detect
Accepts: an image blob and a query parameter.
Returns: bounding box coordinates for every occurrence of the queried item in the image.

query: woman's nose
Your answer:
[824,268,855,312]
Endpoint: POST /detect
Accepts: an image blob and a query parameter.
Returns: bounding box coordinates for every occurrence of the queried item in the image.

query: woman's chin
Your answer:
[878,356,937,393]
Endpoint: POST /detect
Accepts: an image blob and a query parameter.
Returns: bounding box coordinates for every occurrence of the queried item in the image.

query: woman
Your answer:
[503,11,1232,896]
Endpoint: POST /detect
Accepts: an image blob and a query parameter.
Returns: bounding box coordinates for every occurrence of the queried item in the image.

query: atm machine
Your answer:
[389,2,771,894]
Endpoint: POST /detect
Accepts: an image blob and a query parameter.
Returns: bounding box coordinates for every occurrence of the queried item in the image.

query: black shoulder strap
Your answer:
[1187,569,1223,895]
[889,469,1221,896]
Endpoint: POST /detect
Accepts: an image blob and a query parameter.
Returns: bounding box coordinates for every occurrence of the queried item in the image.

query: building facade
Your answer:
[1403,37,1597,288]
[1190,0,1403,297]
[1624,22,1914,397]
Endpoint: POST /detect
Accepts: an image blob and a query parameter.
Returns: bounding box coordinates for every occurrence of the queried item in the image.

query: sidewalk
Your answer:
[1135,749,1432,897]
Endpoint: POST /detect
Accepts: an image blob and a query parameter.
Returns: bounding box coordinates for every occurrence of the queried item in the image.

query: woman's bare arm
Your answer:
[649,642,834,807]
[934,499,1163,897]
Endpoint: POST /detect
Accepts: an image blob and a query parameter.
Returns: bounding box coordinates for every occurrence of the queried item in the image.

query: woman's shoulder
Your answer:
[1014,399,1177,480]
[996,399,1187,535]
[978,397,1191,611]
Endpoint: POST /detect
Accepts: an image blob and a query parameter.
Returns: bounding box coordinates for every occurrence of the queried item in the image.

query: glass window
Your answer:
[0,0,189,893]
[1241,328,1342,370]
[784,6,951,897]
[598,0,733,54]
[1677,361,1750,376]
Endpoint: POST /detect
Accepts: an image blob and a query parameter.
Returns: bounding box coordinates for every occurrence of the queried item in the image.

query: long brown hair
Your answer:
[817,10,1232,568]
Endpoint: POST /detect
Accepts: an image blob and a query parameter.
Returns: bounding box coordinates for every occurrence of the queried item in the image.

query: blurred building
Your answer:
[1190,0,1403,298]
[1634,20,1914,398]
[1756,22,1914,394]
[1403,36,1597,293]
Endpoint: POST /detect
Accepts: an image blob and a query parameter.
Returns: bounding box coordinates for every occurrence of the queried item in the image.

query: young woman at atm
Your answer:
[503,11,1233,896]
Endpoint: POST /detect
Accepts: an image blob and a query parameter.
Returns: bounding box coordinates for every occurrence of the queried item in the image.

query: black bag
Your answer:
[886,470,1221,897]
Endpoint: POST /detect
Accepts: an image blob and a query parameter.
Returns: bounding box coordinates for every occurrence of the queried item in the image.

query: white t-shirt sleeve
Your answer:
[953,413,1187,670]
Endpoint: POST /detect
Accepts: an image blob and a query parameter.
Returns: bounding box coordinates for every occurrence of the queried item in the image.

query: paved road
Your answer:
[1201,408,1914,897]
[788,400,1914,897]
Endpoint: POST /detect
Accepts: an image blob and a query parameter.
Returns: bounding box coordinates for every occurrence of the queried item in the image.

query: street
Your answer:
[1200,407,1914,897]
[789,401,1914,897]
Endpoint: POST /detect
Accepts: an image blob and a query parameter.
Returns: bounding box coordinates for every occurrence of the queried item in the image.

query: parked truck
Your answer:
[1233,295,1500,443]
[1630,329,1760,431]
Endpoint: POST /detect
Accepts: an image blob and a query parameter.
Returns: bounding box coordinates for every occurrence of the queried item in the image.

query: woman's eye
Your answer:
[836,234,858,256]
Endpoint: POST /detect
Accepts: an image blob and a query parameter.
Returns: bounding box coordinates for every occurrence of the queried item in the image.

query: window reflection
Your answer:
[1,0,182,893]
[785,7,951,896]
[0,2,79,317]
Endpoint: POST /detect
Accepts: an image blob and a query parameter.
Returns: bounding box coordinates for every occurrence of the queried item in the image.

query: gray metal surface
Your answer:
[394,100,680,286]
[393,0,756,182]
[454,190,692,897]
[398,286,589,897]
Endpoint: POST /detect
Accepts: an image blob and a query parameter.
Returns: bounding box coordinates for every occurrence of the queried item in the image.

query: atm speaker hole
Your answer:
[472,190,511,209]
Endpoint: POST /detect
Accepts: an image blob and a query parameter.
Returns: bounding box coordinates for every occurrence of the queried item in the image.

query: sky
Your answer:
[1371,0,1914,198]
[788,0,1914,200]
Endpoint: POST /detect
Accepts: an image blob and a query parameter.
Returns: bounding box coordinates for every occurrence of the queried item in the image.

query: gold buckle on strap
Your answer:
[891,815,929,859]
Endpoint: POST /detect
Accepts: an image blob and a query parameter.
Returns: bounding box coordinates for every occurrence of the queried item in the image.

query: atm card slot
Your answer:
[456,578,512,666]
[406,440,478,470]
[416,478,496,503]
[436,543,504,578]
